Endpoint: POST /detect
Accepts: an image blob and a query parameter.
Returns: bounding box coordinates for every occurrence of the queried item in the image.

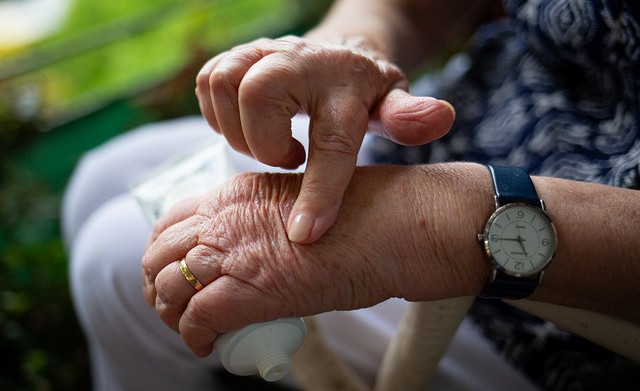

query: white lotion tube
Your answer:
[214,318,307,381]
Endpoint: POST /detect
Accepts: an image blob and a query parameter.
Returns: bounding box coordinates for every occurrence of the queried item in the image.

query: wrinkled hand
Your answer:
[195,36,455,243]
[141,165,473,357]
[142,165,491,357]
[142,171,398,357]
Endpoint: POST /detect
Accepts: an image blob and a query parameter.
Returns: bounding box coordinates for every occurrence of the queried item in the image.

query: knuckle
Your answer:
[155,294,180,322]
[278,35,306,52]
[231,37,271,52]
[154,273,176,307]
[195,71,211,92]
[238,63,295,106]
[276,34,300,43]
[314,129,360,157]
[155,299,178,322]
[141,256,158,281]
[184,295,213,329]
[209,69,236,98]
[238,75,274,106]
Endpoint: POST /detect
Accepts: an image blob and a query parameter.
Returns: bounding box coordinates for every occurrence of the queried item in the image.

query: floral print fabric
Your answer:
[369,0,639,389]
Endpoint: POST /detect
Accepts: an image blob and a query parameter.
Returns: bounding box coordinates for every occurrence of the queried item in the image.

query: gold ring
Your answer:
[179,258,205,291]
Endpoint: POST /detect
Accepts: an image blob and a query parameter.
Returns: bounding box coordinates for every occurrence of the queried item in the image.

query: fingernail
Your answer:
[288,214,314,243]
[438,100,456,117]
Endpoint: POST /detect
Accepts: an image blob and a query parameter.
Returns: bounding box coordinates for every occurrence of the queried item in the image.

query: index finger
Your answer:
[287,96,369,243]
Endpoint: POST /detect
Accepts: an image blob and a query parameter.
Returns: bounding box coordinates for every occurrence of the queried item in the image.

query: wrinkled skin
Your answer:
[142,165,488,357]
[195,36,455,243]
[147,33,460,357]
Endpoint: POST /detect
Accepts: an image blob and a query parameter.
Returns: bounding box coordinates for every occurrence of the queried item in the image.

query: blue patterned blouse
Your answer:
[369,0,639,389]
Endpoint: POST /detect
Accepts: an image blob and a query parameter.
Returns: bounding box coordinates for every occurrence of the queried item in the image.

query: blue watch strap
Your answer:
[482,272,541,300]
[482,165,543,300]
[488,165,540,206]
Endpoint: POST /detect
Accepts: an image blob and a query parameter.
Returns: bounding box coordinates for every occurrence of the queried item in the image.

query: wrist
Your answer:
[302,1,399,64]
[323,163,494,306]
[398,163,494,301]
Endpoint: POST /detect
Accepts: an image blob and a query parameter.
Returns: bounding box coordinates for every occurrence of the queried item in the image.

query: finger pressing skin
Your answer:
[287,95,370,243]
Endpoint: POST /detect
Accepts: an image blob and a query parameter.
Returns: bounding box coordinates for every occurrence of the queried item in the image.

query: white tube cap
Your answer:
[214,318,306,382]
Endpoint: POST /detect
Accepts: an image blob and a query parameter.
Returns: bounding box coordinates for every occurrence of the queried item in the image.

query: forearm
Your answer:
[530,174,640,322]
[395,163,640,323]
[142,162,639,349]
[304,0,502,73]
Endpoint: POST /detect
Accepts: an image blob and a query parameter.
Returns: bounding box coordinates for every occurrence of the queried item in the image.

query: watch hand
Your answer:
[516,235,527,256]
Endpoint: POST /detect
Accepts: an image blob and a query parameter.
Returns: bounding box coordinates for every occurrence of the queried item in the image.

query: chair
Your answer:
[291,298,640,390]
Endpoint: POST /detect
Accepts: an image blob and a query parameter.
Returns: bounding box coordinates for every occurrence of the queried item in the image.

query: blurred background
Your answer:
[0,0,330,389]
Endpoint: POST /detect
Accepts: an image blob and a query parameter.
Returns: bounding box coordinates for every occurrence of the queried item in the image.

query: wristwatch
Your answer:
[477,165,557,299]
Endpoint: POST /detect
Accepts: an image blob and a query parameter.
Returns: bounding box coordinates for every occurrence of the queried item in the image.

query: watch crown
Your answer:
[477,233,484,242]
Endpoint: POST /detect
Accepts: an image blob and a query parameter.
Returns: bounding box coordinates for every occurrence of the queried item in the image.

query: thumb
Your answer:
[369,89,456,146]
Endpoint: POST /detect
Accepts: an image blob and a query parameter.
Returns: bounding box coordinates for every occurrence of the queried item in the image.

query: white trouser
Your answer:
[62,115,538,391]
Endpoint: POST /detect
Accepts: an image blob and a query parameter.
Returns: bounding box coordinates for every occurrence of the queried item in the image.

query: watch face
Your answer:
[482,203,557,277]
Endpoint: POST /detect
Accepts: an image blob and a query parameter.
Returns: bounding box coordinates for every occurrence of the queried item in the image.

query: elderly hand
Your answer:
[142,164,490,357]
[195,36,455,243]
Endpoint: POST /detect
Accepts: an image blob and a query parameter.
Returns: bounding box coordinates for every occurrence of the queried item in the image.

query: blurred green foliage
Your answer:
[0,0,329,142]
[0,0,330,389]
